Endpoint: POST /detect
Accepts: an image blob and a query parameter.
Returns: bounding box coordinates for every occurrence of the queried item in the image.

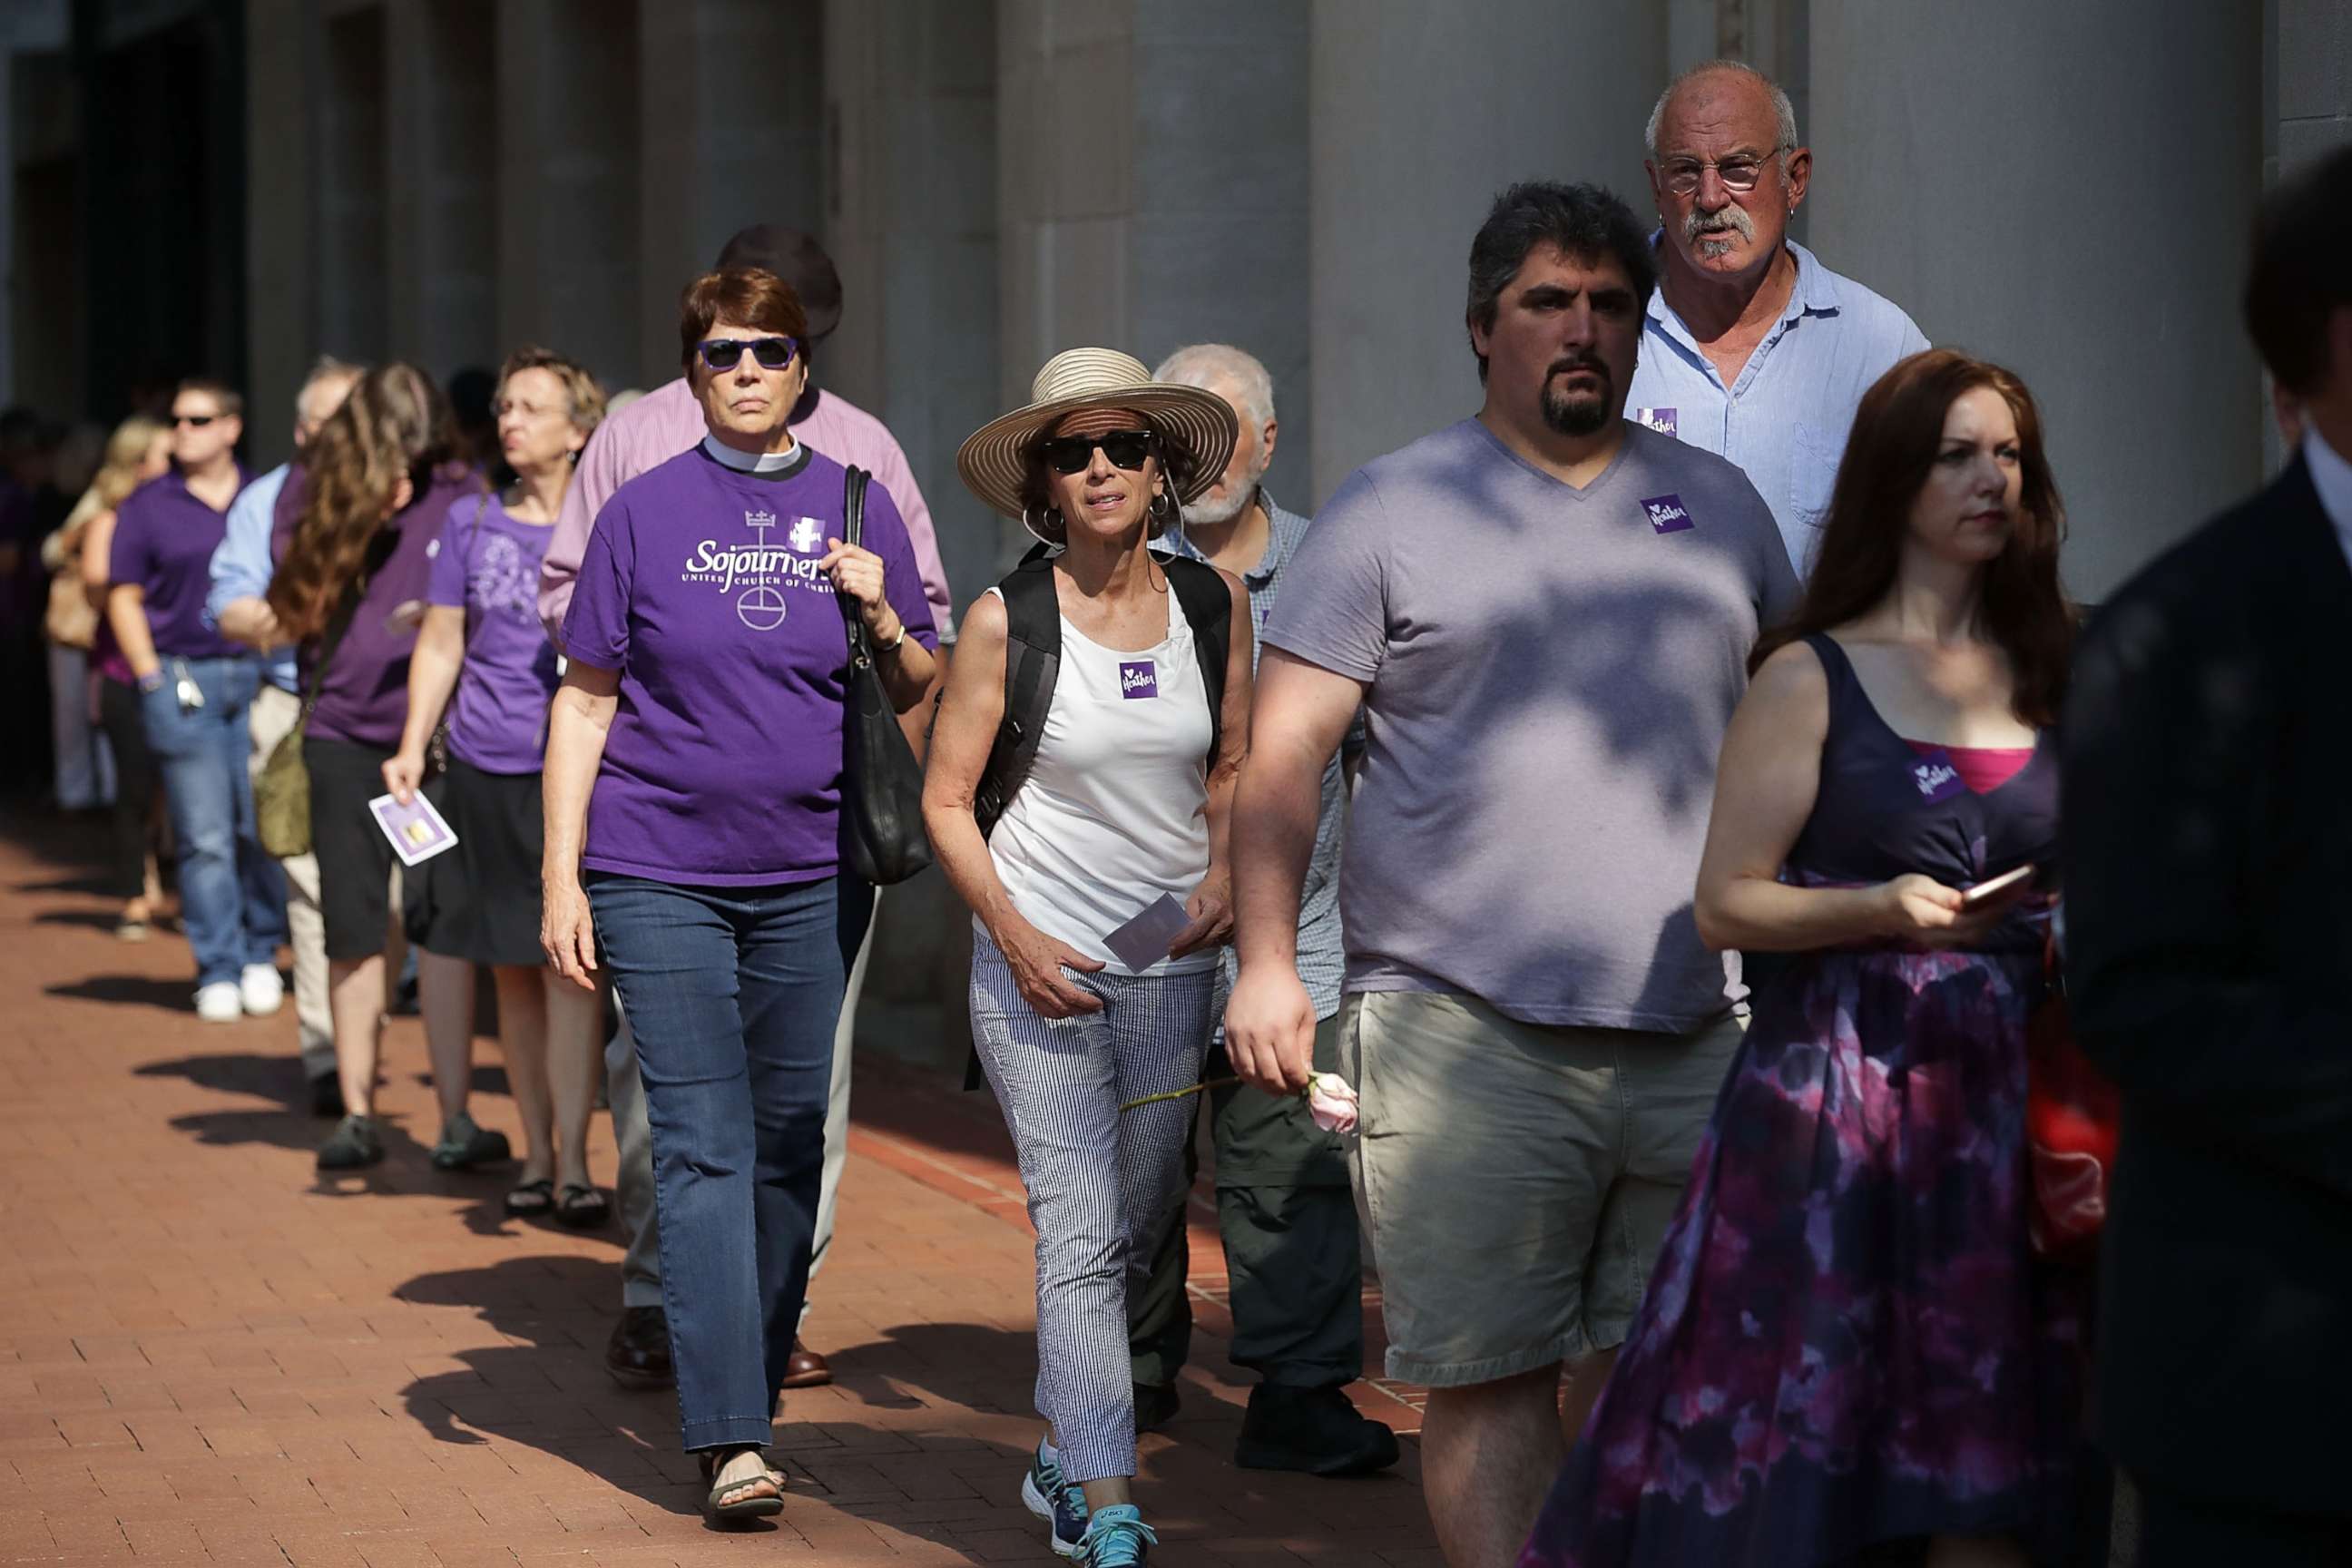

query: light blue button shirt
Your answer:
[1626,239,1927,577]
[205,462,298,692]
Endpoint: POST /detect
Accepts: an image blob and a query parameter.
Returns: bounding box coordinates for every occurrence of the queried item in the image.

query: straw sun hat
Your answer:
[956,348,1239,527]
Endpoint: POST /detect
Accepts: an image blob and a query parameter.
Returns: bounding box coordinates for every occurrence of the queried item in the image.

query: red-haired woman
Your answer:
[541,269,938,1522]
[1520,350,2097,1568]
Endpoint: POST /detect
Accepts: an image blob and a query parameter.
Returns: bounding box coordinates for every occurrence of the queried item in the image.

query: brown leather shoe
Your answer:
[605,1306,673,1390]
[779,1338,831,1388]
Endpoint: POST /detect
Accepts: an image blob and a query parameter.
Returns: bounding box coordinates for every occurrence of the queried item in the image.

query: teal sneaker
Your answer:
[1076,1504,1156,1566]
[1017,1439,1088,1557]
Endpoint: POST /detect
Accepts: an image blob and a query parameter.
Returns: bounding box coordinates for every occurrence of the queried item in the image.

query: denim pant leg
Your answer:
[142,673,243,987]
[211,662,287,964]
[590,874,866,1452]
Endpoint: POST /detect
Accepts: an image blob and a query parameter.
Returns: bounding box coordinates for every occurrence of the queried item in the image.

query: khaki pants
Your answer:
[247,683,335,1080]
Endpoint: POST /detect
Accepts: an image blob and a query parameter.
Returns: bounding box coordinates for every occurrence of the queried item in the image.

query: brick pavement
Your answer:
[0,813,1440,1566]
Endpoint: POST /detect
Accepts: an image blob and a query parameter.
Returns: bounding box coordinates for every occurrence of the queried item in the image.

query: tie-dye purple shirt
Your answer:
[426,494,562,774]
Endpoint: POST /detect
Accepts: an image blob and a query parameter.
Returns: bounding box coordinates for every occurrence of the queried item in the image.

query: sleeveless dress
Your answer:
[1519,633,2092,1568]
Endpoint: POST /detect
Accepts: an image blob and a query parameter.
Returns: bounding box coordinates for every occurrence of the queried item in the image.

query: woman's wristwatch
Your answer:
[873,621,907,653]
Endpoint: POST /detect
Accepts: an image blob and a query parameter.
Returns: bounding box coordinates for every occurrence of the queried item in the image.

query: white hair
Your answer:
[295,355,365,419]
[1153,343,1275,433]
[1644,59,1799,168]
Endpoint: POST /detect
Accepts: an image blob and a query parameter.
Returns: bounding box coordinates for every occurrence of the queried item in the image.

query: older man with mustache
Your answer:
[1626,60,1926,577]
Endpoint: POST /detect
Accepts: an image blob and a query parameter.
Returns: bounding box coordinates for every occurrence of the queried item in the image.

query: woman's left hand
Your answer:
[818,538,898,637]
[1169,874,1235,959]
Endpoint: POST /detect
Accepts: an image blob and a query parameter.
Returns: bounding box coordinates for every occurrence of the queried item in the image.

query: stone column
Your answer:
[385,0,496,381]
[317,5,388,376]
[1808,1,2263,598]
[823,0,998,603]
[242,0,310,465]
[634,0,825,388]
[1308,0,1666,505]
[998,0,1310,517]
[495,0,640,393]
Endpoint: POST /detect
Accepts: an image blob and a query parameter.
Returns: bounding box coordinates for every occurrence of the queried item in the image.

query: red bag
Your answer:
[2024,927,2121,1258]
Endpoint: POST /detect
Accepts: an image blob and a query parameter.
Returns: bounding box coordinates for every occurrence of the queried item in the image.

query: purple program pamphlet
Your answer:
[1103,893,1190,971]
[368,791,459,867]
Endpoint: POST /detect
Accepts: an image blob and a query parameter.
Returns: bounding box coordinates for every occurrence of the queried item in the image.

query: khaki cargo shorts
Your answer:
[1342,989,1743,1387]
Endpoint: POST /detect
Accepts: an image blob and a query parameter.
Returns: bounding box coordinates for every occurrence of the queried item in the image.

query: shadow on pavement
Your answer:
[45,972,195,1012]
[137,1049,312,1110]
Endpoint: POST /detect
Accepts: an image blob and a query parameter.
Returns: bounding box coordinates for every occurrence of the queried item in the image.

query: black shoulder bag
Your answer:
[838,466,934,886]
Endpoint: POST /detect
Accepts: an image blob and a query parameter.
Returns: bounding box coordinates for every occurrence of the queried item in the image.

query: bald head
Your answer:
[1645,60,1809,285]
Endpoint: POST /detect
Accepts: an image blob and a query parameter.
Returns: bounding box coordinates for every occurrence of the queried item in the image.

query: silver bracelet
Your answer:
[874,622,907,652]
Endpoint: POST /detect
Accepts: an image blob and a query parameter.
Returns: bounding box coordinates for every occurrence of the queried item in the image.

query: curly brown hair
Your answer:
[266,363,458,642]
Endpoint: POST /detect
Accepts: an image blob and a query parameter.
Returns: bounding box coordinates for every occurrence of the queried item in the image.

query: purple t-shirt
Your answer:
[427,494,561,774]
[109,468,246,661]
[563,445,939,886]
[294,466,485,751]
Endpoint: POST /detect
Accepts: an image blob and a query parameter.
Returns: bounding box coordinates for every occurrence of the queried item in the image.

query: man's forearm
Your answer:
[1231,748,1322,969]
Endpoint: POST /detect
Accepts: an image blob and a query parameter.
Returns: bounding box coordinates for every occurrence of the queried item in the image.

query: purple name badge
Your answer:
[1642,494,1694,534]
[1119,660,1158,700]
[1635,406,1678,437]
[1908,750,1967,804]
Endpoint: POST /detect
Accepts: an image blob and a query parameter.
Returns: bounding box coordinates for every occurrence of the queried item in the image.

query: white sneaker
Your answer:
[195,982,244,1023]
[240,964,286,1016]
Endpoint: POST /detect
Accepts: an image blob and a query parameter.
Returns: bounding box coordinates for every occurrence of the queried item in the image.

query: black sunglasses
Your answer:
[696,336,799,372]
[172,414,220,428]
[1037,429,1153,475]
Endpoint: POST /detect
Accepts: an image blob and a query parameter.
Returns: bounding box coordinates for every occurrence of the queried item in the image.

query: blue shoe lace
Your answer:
[1078,1504,1157,1566]
[1029,1445,1088,1544]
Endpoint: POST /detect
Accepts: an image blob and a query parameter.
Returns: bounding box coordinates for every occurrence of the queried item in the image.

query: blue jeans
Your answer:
[140,657,286,987]
[586,871,872,1451]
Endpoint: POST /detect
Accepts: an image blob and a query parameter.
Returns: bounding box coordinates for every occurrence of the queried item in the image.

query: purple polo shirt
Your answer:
[108,467,247,661]
[563,444,937,886]
[286,464,486,751]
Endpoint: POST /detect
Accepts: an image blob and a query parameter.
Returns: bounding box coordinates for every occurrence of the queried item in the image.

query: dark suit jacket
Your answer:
[2062,453,2352,1513]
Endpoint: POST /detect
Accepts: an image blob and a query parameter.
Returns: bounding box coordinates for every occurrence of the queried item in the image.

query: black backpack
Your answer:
[972,543,1232,840]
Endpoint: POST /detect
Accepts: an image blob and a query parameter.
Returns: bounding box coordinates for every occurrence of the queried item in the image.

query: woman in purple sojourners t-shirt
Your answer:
[383,349,610,1227]
[1521,351,2102,1568]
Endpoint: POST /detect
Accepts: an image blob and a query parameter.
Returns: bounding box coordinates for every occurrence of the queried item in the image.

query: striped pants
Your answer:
[968,928,1215,1484]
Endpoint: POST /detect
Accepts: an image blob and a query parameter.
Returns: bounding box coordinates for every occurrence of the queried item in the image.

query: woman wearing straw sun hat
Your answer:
[923,348,1250,1566]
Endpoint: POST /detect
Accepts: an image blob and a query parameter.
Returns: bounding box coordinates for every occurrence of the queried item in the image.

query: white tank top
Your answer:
[982,579,1216,977]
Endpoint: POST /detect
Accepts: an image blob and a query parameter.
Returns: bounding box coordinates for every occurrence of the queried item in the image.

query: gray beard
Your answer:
[1683,202,1756,261]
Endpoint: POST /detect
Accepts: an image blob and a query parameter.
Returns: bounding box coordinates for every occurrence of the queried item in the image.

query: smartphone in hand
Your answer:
[1959,863,2036,910]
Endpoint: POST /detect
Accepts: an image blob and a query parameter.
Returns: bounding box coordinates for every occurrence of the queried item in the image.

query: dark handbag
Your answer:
[836,466,933,886]
[2024,920,2121,1258]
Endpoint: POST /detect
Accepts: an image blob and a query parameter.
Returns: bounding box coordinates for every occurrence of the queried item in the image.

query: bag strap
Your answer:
[1161,554,1231,775]
[974,545,1063,839]
[295,582,366,730]
[839,466,873,664]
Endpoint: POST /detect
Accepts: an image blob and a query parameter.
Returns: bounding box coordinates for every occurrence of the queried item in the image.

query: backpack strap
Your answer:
[1161,554,1231,774]
[973,544,1063,840]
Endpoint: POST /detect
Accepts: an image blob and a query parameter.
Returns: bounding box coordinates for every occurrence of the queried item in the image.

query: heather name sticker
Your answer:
[1908,750,1967,804]
[1635,407,1679,438]
[1642,494,1694,534]
[1119,660,1158,700]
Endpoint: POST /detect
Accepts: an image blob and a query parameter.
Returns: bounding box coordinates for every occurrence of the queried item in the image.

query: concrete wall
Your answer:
[383,0,494,383]
[1308,0,1666,509]
[634,0,824,390]
[998,0,1310,539]
[1808,0,2264,601]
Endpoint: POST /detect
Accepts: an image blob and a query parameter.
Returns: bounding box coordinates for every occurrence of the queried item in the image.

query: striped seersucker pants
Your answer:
[968,927,1215,1484]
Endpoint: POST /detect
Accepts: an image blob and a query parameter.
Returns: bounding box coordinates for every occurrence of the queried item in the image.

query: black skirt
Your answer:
[405,756,547,968]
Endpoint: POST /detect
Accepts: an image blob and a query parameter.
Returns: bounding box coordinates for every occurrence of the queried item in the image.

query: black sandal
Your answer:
[503,1178,554,1217]
[699,1447,783,1524]
[553,1183,610,1230]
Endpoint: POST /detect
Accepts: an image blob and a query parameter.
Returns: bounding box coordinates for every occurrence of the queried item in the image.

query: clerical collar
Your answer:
[701,434,803,473]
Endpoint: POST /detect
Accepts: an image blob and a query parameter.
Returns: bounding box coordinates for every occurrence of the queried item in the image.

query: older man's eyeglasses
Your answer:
[697,336,799,372]
[1658,149,1786,197]
[1037,430,1153,475]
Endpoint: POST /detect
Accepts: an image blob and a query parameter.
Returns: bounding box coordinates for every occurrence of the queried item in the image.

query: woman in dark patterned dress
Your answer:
[1520,350,2099,1568]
